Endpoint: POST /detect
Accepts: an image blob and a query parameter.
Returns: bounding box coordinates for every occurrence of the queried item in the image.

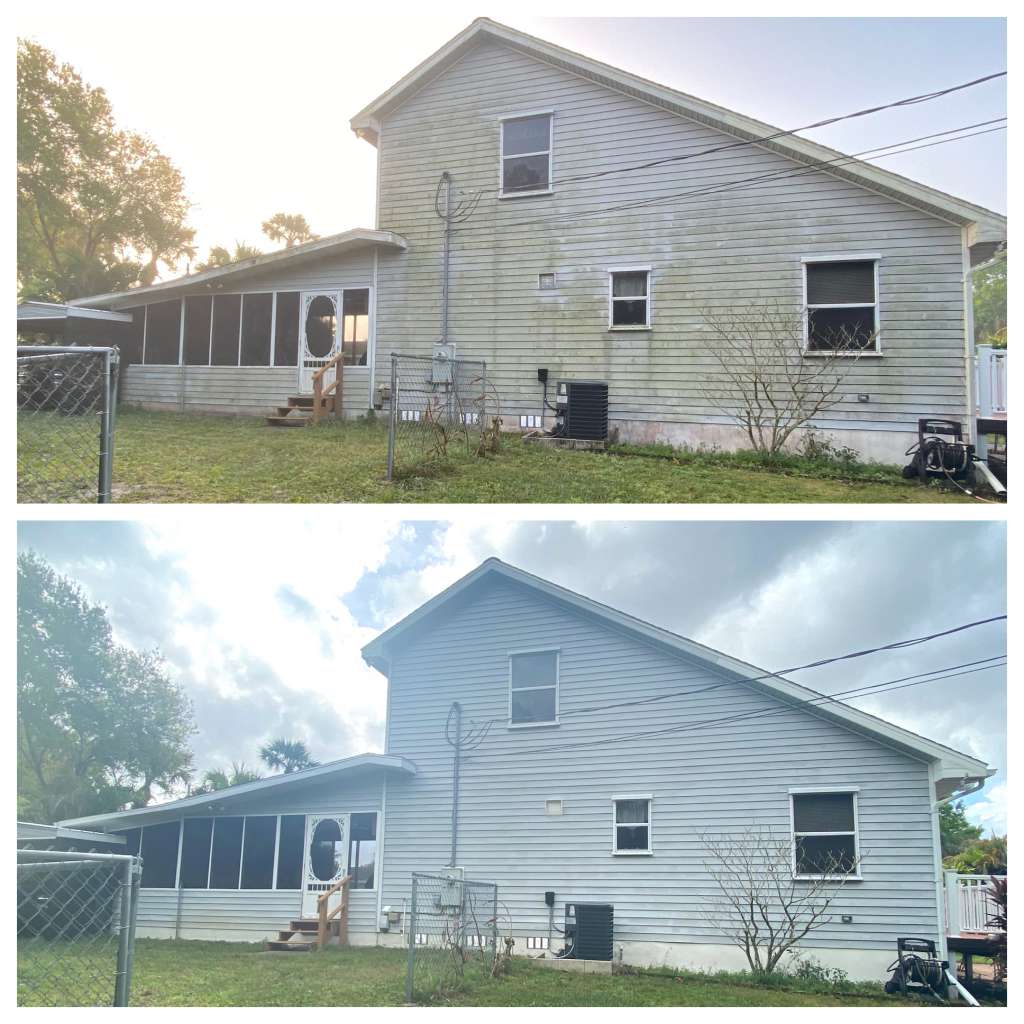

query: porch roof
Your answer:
[56,752,416,831]
[67,228,408,310]
[17,301,134,332]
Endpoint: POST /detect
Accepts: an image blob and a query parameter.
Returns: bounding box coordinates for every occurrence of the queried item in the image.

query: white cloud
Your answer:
[965,783,1007,836]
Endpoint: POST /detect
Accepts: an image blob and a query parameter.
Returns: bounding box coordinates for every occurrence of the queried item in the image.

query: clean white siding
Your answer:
[380,576,941,954]
[375,40,968,439]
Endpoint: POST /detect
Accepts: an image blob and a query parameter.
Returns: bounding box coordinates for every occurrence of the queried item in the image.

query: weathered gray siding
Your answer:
[380,575,941,954]
[375,40,968,443]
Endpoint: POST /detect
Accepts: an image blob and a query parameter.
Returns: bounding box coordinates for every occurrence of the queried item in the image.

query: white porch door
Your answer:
[300,814,349,919]
[299,291,342,394]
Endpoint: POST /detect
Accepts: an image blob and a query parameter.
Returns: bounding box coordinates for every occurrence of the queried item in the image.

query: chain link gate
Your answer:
[405,872,499,1003]
[386,352,489,480]
[17,848,142,1007]
[17,345,120,503]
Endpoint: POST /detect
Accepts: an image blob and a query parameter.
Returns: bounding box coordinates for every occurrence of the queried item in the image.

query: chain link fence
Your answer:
[386,352,492,480]
[405,872,499,1003]
[17,848,142,1007]
[17,345,120,503]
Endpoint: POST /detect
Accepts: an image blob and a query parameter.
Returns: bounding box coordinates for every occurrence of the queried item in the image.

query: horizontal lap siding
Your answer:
[375,41,967,430]
[381,577,940,951]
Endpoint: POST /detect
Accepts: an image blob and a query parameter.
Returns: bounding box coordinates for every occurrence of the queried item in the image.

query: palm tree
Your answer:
[261,213,318,249]
[259,738,319,775]
[191,761,262,794]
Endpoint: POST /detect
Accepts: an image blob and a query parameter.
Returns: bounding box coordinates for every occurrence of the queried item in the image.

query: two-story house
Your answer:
[59,559,994,979]
[67,18,1006,462]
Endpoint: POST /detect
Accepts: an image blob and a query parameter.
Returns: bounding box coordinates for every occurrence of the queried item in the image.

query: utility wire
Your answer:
[465,656,1006,763]
[475,70,1006,198]
[498,120,1006,231]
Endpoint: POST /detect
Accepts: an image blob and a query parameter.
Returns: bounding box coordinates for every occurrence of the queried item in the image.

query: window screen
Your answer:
[183,295,213,365]
[349,813,377,890]
[510,651,558,725]
[119,307,145,364]
[792,792,858,876]
[342,289,370,366]
[139,820,180,888]
[276,814,305,890]
[274,292,300,367]
[143,300,182,364]
[117,828,142,857]
[210,294,241,366]
[610,271,650,327]
[614,799,651,852]
[805,260,877,351]
[179,817,213,888]
[501,114,551,194]
[240,293,273,366]
[240,815,277,889]
[209,816,244,889]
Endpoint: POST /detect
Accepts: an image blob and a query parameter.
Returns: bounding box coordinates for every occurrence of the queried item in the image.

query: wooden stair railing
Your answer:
[311,352,345,425]
[316,874,352,950]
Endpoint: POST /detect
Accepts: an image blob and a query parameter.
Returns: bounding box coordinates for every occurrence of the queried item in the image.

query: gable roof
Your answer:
[361,559,993,797]
[68,229,408,309]
[350,18,1006,250]
[56,753,416,831]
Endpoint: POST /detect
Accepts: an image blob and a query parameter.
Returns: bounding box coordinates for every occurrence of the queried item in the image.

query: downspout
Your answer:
[961,229,978,445]
[375,775,387,945]
[448,702,462,868]
[927,763,949,961]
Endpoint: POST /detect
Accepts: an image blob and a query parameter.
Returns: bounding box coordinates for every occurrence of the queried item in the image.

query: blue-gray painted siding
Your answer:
[374,39,969,434]
[380,575,941,951]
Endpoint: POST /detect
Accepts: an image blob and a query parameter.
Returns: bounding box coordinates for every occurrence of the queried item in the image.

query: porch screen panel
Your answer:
[275,814,305,890]
[274,292,300,366]
[183,295,213,365]
[348,812,377,889]
[143,300,182,364]
[119,307,145,364]
[209,816,244,888]
[139,820,181,888]
[210,294,242,366]
[240,815,277,889]
[342,289,370,366]
[240,293,273,366]
[115,828,142,856]
[179,817,214,888]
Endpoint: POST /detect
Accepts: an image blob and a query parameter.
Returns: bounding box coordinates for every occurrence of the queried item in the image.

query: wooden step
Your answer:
[265,940,315,952]
[266,415,311,427]
[289,919,319,932]
[288,396,314,408]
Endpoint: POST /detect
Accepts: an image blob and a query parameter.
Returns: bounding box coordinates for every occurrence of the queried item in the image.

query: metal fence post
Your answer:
[405,876,417,1003]
[123,860,141,1006]
[387,353,398,481]
[98,348,118,503]
[113,857,133,1006]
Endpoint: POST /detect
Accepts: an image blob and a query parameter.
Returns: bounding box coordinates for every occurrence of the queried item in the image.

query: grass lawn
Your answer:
[19,940,924,1007]
[21,408,976,503]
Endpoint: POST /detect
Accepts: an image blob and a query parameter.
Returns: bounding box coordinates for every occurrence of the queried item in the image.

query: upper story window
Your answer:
[804,258,879,353]
[613,797,652,854]
[509,650,559,725]
[500,113,552,196]
[791,790,860,879]
[609,268,651,329]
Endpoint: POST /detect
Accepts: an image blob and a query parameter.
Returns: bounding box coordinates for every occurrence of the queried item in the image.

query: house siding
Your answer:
[379,575,941,964]
[112,248,377,416]
[374,40,969,457]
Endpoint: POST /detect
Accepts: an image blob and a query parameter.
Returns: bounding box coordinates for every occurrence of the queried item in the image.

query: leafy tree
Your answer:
[938,800,984,857]
[190,762,263,795]
[260,738,319,774]
[194,242,263,272]
[17,39,195,301]
[974,254,1007,348]
[944,835,1007,875]
[261,213,318,249]
[17,552,195,823]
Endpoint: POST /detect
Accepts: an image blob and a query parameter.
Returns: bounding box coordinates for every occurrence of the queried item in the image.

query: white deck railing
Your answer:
[944,872,1002,935]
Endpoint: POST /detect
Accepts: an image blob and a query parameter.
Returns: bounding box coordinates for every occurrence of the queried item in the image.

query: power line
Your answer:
[475,70,1006,198]
[498,119,1006,232]
[465,656,1006,763]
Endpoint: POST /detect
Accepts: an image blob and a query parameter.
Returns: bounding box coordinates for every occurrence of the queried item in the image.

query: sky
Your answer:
[15,7,1006,271]
[17,518,1007,834]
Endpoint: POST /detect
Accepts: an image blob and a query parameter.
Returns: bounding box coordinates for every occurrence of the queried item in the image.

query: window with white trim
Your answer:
[609,270,650,328]
[804,259,878,352]
[500,114,552,195]
[613,798,651,854]
[791,791,859,877]
[509,650,558,725]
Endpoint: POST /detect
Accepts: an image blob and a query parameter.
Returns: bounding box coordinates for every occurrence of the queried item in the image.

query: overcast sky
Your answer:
[16,7,1006,269]
[17,518,1006,833]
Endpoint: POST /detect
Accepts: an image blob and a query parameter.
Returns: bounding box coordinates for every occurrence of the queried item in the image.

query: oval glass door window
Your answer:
[309,818,344,881]
[305,295,337,358]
